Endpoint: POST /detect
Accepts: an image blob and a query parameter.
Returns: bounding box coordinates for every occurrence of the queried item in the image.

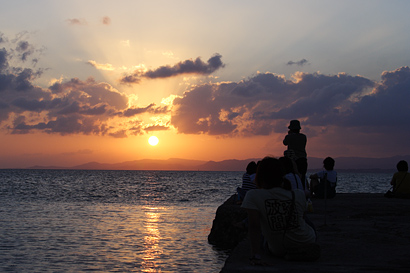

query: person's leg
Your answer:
[296,158,308,189]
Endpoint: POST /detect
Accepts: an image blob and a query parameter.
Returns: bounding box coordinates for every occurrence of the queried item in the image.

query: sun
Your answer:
[148,136,159,146]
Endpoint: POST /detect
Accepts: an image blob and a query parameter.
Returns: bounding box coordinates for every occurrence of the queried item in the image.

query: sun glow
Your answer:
[148,136,159,146]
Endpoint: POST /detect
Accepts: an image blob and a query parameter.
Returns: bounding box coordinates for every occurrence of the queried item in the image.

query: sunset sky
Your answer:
[1,0,410,168]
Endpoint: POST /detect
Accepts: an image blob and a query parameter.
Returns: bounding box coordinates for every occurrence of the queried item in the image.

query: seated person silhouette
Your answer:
[389,160,410,197]
[310,157,337,199]
[241,157,319,264]
[237,161,257,201]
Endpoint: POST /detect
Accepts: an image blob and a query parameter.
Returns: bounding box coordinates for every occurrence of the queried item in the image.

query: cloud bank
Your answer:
[1,33,410,157]
[170,68,410,156]
[0,34,169,137]
[171,71,379,135]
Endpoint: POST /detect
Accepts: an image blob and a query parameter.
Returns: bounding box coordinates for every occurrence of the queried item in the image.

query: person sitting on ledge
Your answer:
[237,161,258,201]
[241,157,318,265]
[390,160,410,197]
[309,157,337,199]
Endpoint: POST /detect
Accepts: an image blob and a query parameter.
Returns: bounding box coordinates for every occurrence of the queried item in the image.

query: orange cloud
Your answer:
[86,60,115,71]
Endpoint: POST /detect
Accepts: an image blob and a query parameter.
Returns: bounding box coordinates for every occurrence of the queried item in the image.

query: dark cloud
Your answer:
[6,32,45,65]
[16,41,30,52]
[171,84,238,135]
[122,104,156,117]
[0,32,43,72]
[145,54,224,78]
[13,116,89,135]
[120,54,224,84]
[0,48,8,71]
[170,68,410,139]
[149,105,170,114]
[2,34,410,154]
[81,104,108,115]
[120,103,170,118]
[343,66,410,128]
[268,73,375,124]
[144,125,169,132]
[171,72,299,136]
[287,59,308,66]
[0,33,5,43]
[109,130,128,138]
[120,74,141,85]
[0,34,175,138]
[11,97,51,112]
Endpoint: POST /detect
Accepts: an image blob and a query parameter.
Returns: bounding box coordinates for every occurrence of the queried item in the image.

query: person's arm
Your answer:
[247,208,262,261]
[283,134,290,145]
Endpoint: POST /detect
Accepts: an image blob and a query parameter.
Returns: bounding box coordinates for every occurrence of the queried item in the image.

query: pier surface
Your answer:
[221,193,410,272]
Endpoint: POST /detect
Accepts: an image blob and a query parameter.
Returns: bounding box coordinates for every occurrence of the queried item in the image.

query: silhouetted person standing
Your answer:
[283,120,307,187]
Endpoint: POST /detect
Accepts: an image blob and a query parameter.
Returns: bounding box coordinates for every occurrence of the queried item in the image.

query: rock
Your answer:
[208,194,248,249]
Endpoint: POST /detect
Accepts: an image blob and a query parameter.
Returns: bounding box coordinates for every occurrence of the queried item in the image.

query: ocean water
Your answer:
[0,169,393,272]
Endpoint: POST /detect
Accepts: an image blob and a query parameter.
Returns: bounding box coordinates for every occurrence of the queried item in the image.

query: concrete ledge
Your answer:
[220,193,410,272]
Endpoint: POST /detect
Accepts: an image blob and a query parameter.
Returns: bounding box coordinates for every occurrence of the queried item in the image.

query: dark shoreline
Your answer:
[220,193,410,272]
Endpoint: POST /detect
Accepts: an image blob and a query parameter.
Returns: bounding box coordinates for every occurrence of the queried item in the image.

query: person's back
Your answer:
[310,157,337,199]
[283,133,307,159]
[241,172,256,190]
[243,186,315,254]
[284,173,304,190]
[241,157,317,262]
[237,161,257,200]
[279,156,306,192]
[315,170,337,199]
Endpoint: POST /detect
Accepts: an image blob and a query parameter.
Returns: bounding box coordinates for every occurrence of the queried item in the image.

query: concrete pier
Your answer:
[220,193,410,272]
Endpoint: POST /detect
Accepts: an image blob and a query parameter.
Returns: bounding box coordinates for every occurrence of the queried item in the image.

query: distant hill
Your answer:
[27,155,410,172]
[70,158,208,170]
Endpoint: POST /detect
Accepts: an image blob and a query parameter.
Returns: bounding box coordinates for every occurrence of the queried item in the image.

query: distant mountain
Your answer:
[71,158,208,171]
[198,159,260,171]
[27,155,410,172]
[28,165,67,170]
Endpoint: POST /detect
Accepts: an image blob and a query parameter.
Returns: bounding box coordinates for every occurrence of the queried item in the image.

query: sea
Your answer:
[0,169,393,272]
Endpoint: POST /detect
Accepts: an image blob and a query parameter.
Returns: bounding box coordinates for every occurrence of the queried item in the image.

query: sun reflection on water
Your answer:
[141,206,164,272]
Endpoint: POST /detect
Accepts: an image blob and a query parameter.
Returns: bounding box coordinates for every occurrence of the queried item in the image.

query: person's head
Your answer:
[323,157,335,171]
[288,120,301,133]
[255,157,285,189]
[246,161,257,174]
[396,160,408,172]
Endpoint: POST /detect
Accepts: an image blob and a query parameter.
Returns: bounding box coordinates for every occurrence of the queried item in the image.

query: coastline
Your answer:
[219,193,410,272]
